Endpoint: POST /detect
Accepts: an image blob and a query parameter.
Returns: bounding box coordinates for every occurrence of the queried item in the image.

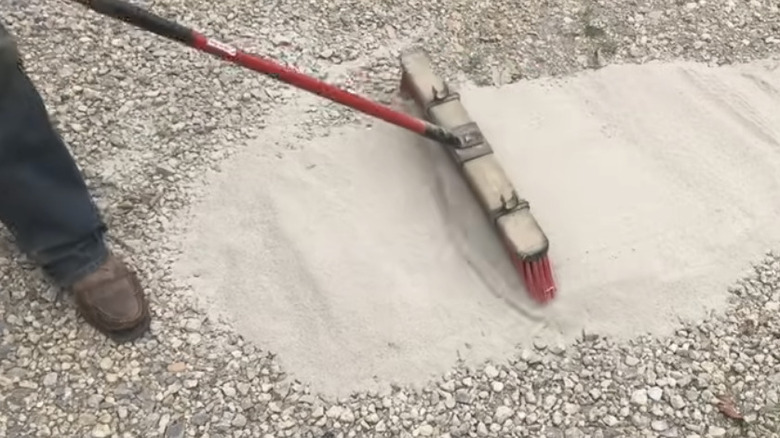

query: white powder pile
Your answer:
[174,59,780,396]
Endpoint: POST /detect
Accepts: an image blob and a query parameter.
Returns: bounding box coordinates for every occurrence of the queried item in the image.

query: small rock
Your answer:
[326,406,343,418]
[648,386,663,401]
[221,385,236,398]
[707,426,726,437]
[184,318,202,331]
[485,365,499,379]
[455,389,471,404]
[520,348,542,364]
[42,372,58,387]
[232,414,247,428]
[625,356,640,366]
[491,381,504,392]
[440,380,456,392]
[631,413,650,428]
[631,389,648,406]
[91,424,111,438]
[543,394,557,410]
[651,420,669,431]
[418,424,434,436]
[495,405,514,423]
[98,357,114,370]
[298,394,315,404]
[158,414,171,432]
[168,362,187,373]
[670,394,686,409]
[339,408,355,423]
[191,412,209,426]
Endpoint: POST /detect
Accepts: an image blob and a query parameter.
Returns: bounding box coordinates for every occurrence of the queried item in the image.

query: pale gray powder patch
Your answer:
[176,120,547,396]
[175,59,780,397]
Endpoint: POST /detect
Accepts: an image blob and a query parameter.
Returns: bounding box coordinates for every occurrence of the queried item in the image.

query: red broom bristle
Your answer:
[503,238,557,303]
[517,256,557,303]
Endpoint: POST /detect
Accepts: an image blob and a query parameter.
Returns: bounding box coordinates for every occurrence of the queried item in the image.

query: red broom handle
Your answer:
[68,0,463,147]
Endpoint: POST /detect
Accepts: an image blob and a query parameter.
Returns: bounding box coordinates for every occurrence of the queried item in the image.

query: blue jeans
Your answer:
[0,63,108,287]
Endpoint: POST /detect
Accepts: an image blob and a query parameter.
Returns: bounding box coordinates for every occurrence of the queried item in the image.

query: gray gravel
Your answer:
[1,0,780,437]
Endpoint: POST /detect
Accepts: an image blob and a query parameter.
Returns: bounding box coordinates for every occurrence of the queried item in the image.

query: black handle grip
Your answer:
[73,0,194,45]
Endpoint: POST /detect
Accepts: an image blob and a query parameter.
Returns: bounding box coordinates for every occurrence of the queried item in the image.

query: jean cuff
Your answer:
[40,232,109,288]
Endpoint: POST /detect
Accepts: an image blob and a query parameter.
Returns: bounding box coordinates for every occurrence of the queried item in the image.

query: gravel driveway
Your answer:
[1,0,780,437]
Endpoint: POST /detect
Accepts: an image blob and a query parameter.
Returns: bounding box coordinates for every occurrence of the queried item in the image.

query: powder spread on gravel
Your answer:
[174,59,780,397]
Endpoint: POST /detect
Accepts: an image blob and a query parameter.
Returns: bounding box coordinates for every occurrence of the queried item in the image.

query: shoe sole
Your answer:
[104,311,152,344]
[80,308,152,344]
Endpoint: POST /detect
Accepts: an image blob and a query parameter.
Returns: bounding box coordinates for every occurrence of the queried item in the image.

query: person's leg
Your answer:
[0,62,110,286]
[0,23,150,342]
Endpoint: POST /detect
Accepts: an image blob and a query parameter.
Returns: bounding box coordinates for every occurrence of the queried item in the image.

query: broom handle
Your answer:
[68,0,463,147]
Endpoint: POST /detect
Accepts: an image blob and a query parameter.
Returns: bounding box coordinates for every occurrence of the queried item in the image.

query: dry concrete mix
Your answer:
[175,58,780,397]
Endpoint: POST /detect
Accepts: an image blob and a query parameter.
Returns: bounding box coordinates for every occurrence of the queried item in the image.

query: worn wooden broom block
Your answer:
[398,48,550,260]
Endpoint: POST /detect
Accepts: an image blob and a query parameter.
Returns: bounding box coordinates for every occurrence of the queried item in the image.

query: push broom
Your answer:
[69,0,557,303]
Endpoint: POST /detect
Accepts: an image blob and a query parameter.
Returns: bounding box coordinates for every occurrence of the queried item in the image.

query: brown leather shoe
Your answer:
[70,253,151,343]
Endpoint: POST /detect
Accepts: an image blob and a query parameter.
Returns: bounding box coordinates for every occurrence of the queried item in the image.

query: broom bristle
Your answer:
[518,256,556,303]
